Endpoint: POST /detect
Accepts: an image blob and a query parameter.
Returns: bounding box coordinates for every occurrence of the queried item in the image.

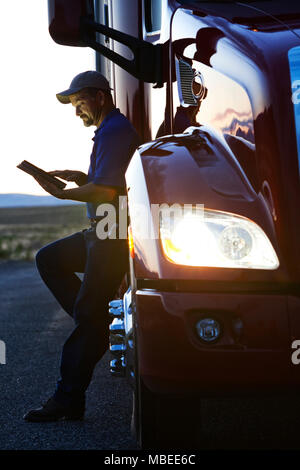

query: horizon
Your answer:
[0,193,83,208]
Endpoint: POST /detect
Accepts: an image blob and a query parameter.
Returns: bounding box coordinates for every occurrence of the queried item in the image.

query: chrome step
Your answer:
[109,306,124,318]
[108,297,126,377]
[110,357,125,377]
[109,318,125,334]
[109,343,126,357]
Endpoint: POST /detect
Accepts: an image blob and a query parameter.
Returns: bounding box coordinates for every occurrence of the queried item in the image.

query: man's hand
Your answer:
[33,174,66,199]
[48,170,87,186]
[34,174,116,204]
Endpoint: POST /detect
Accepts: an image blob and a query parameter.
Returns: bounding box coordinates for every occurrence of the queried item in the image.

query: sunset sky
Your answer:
[1,1,96,196]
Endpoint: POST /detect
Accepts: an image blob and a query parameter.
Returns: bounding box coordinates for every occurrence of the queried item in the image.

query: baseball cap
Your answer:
[56,71,112,104]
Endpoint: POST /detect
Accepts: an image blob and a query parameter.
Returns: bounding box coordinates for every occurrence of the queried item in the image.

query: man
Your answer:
[23,71,140,422]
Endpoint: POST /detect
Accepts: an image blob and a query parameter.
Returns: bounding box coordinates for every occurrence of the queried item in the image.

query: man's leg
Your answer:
[35,230,87,317]
[54,229,128,407]
[24,228,128,421]
[24,230,88,421]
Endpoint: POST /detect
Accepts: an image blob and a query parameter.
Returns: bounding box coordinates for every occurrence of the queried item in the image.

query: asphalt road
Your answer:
[0,260,137,451]
[1,260,300,451]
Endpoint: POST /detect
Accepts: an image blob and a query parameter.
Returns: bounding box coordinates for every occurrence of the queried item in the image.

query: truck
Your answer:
[48,0,300,448]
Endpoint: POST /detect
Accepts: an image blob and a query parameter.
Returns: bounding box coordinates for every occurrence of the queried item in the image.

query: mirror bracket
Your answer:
[81,18,164,87]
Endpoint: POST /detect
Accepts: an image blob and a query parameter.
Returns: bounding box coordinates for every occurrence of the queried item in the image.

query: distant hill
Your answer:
[0,194,82,208]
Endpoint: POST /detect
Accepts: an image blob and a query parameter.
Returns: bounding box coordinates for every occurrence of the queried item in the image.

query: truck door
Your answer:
[96,0,155,142]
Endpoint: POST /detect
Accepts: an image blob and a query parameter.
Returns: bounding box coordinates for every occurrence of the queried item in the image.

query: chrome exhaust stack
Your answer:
[110,357,126,377]
[108,299,126,377]
[109,299,124,318]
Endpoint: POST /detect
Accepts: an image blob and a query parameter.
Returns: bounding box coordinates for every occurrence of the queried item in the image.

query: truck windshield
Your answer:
[178,0,300,12]
[288,46,300,176]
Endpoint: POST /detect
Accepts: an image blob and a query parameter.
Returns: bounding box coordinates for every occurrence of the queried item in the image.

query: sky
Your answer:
[0,1,96,196]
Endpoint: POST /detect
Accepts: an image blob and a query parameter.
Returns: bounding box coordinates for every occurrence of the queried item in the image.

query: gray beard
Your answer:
[82,116,94,127]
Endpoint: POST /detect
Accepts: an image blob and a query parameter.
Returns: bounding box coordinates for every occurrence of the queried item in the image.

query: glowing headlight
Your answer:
[159,208,279,269]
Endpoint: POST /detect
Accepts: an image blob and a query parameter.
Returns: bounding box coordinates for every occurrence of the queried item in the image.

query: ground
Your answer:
[0,260,137,450]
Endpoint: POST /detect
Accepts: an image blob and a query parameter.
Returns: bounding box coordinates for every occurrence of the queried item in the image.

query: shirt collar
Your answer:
[92,108,121,140]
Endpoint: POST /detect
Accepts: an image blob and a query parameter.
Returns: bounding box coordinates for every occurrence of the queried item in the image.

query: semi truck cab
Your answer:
[48,0,300,448]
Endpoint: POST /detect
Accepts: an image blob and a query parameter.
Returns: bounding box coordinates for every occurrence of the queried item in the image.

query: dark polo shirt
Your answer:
[86,108,140,219]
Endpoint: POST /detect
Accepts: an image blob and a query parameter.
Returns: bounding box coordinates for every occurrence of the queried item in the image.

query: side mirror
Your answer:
[47,0,165,86]
[48,0,94,46]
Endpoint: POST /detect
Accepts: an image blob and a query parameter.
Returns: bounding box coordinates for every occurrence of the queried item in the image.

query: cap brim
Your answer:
[56,87,84,104]
[56,94,71,104]
[56,86,114,104]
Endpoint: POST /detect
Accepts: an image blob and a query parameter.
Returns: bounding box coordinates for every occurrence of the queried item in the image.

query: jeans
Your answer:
[35,226,128,407]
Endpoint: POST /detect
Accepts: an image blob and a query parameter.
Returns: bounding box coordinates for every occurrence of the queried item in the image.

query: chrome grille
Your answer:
[176,58,197,106]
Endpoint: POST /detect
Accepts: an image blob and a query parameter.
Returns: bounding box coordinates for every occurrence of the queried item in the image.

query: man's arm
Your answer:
[63,182,117,203]
[33,174,117,203]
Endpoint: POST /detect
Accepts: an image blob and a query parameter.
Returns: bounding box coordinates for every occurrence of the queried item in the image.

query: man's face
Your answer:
[69,90,102,127]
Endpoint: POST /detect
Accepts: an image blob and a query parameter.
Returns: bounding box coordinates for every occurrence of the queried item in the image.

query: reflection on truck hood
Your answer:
[177,0,300,35]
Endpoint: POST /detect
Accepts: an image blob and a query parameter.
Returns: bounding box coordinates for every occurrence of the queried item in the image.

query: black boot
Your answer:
[23,397,85,422]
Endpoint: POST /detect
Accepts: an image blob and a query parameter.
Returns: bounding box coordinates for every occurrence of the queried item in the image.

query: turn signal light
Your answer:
[128,225,135,259]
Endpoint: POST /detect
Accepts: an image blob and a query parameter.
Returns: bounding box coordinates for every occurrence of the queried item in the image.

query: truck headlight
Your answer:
[159,208,279,269]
